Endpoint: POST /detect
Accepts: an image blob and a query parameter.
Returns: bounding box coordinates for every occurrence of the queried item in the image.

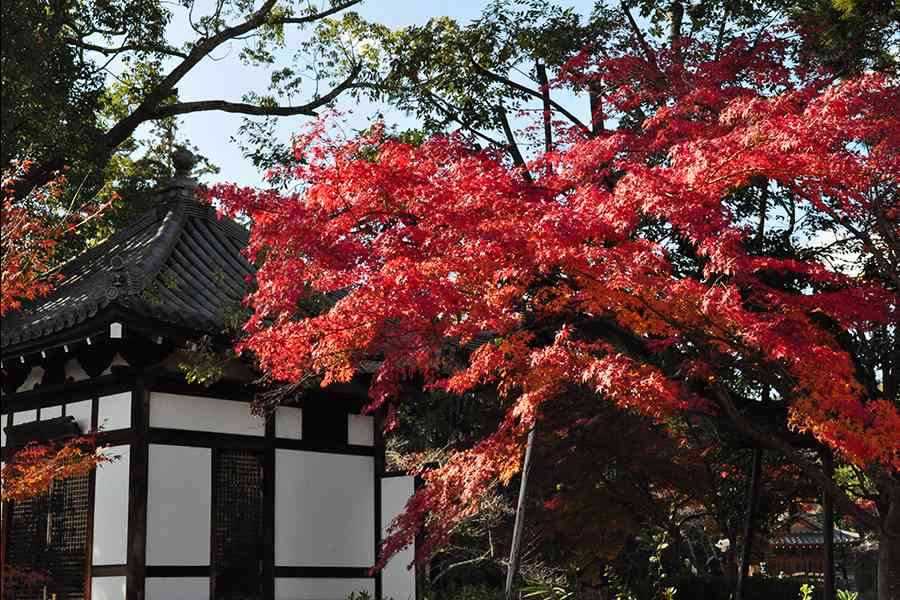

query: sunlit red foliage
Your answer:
[0,436,111,504]
[1,160,114,315]
[206,31,898,565]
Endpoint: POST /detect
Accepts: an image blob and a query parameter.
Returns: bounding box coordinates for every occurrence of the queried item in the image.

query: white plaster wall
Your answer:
[276,406,302,439]
[275,450,374,567]
[13,409,37,425]
[41,404,63,419]
[65,358,90,382]
[98,392,131,430]
[146,577,210,600]
[348,414,374,447]
[382,476,417,600]
[101,353,130,376]
[67,399,93,432]
[150,392,264,436]
[275,578,375,600]
[146,444,211,565]
[16,366,44,392]
[93,445,130,565]
[91,576,126,600]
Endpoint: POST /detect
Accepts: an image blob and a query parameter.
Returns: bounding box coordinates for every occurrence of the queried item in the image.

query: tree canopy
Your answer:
[207,12,899,596]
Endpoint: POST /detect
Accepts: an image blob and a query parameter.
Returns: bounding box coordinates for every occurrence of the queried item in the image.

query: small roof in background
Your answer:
[1,150,254,354]
[770,513,860,548]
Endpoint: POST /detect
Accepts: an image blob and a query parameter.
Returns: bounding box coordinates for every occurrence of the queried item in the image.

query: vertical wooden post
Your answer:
[263,416,276,600]
[823,449,835,600]
[735,447,763,600]
[374,410,385,600]
[126,377,149,600]
[505,426,536,600]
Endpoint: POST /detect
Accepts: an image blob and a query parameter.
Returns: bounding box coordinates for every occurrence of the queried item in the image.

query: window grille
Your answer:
[6,472,90,600]
[211,449,264,600]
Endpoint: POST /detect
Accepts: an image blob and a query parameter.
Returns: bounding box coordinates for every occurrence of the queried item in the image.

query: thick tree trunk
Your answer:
[879,485,900,600]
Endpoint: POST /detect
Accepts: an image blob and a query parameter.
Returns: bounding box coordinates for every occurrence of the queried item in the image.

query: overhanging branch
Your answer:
[471,62,591,136]
[153,65,362,119]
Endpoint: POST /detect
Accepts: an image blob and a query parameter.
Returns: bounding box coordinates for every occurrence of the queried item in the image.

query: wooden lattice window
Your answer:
[6,472,90,600]
[211,449,265,600]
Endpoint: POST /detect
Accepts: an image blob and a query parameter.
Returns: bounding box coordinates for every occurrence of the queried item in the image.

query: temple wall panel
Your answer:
[275,577,375,600]
[146,444,212,566]
[382,475,416,600]
[275,449,375,568]
[149,392,265,436]
[93,445,131,566]
[146,576,210,599]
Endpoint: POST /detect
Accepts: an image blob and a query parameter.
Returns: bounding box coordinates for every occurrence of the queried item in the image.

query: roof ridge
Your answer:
[124,201,191,298]
[2,173,255,353]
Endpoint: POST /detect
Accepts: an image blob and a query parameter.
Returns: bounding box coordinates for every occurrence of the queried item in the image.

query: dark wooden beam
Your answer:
[126,378,149,600]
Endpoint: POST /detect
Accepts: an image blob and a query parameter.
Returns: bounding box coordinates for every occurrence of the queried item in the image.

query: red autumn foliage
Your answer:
[205,32,898,567]
[0,436,111,504]
[1,159,114,315]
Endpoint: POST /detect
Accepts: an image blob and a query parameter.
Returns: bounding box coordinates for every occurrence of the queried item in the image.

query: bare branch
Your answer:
[63,37,189,59]
[153,65,361,119]
[620,2,663,76]
[494,104,530,179]
[274,0,363,25]
[471,62,591,135]
[710,384,882,532]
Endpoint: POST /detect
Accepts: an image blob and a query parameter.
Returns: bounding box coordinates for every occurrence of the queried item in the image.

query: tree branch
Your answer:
[621,2,660,71]
[471,62,591,136]
[494,105,531,180]
[63,37,189,59]
[101,0,282,152]
[535,63,553,154]
[710,384,882,532]
[574,314,884,534]
[273,0,363,25]
[153,65,361,119]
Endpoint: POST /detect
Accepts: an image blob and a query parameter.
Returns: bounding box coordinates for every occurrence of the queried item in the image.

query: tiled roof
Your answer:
[1,170,253,351]
[771,530,859,546]
[770,513,860,547]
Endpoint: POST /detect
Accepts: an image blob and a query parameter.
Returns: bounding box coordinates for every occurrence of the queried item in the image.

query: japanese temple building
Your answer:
[1,150,416,600]
[764,512,860,581]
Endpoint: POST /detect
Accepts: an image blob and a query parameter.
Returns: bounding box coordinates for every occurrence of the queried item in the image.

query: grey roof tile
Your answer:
[1,179,253,350]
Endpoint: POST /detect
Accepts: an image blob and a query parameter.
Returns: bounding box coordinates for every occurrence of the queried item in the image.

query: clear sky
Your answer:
[127,1,600,188]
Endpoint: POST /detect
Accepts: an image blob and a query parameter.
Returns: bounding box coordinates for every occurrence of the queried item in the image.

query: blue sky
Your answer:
[129,1,601,187]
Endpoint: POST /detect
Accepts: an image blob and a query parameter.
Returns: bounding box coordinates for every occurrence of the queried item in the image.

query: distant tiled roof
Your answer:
[770,513,860,548]
[772,531,859,546]
[1,168,253,351]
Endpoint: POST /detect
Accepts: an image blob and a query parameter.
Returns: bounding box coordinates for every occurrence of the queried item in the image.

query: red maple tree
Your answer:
[207,29,899,594]
[1,160,113,315]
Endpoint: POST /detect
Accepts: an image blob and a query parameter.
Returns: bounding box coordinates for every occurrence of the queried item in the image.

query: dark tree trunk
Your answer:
[505,426,536,600]
[735,448,763,600]
[822,449,835,600]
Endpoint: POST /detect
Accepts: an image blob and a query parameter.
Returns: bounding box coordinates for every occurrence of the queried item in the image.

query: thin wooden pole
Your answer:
[823,448,835,600]
[735,447,763,600]
[505,427,536,600]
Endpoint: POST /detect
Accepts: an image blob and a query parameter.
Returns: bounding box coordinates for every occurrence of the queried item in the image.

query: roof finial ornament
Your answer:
[152,145,200,207]
[172,146,197,178]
